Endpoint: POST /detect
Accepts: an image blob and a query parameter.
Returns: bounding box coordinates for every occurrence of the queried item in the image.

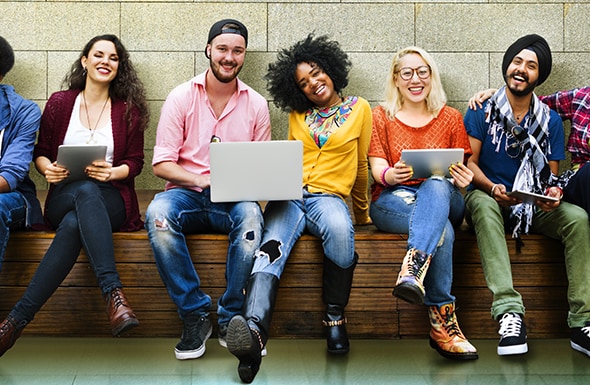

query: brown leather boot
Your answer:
[106,288,139,336]
[0,315,26,357]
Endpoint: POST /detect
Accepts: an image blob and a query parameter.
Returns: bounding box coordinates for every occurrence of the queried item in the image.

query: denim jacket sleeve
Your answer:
[0,85,41,191]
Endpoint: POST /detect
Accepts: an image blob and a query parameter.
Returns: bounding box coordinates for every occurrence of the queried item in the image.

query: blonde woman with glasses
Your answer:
[368,46,478,360]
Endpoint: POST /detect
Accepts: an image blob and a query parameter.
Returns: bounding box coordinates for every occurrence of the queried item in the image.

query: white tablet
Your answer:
[56,144,107,182]
[400,148,464,178]
[508,190,559,204]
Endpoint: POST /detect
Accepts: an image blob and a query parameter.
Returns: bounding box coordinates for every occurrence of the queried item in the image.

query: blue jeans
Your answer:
[11,180,126,323]
[252,190,355,277]
[145,188,263,325]
[370,177,465,307]
[0,191,27,271]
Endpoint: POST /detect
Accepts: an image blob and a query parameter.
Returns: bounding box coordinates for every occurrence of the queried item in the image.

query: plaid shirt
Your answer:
[540,88,590,167]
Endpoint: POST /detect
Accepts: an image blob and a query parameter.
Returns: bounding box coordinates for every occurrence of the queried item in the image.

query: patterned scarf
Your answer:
[306,96,357,148]
[485,86,552,240]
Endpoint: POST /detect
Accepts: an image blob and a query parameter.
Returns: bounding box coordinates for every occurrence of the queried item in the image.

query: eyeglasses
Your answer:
[397,66,431,81]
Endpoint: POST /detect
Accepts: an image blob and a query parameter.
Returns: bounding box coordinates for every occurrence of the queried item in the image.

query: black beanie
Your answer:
[502,34,552,86]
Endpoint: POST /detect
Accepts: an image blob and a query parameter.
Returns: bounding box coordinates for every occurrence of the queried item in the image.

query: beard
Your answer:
[210,59,243,83]
[504,72,538,97]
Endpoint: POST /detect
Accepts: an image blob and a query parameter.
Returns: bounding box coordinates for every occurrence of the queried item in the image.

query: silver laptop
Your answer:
[209,140,303,202]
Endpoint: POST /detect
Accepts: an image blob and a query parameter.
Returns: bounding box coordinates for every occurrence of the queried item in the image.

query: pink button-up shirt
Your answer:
[153,70,271,191]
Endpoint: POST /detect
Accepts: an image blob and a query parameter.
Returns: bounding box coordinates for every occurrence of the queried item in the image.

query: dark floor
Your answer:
[0,337,589,384]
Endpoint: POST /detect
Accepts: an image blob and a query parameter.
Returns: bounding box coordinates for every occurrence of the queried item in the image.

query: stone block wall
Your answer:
[1,1,588,189]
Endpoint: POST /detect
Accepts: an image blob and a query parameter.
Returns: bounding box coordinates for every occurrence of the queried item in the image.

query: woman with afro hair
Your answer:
[226,34,372,383]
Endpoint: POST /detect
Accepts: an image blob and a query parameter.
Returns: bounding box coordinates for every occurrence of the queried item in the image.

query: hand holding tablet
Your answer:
[56,145,107,182]
[400,148,464,178]
[507,190,559,204]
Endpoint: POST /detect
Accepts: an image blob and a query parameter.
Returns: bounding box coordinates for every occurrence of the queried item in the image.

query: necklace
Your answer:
[513,107,529,123]
[82,91,109,144]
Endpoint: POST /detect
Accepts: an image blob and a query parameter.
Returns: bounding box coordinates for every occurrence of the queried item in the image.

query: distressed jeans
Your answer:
[145,188,263,325]
[252,190,355,278]
[465,188,590,328]
[370,177,465,307]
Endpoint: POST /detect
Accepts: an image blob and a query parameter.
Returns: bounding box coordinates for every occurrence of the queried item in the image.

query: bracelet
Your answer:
[490,184,499,197]
[545,186,563,199]
[380,166,392,187]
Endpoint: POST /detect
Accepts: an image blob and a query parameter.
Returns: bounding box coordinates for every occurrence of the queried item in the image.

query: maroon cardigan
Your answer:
[34,89,144,231]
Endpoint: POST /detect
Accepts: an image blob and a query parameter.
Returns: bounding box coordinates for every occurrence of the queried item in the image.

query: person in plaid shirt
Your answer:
[537,89,590,214]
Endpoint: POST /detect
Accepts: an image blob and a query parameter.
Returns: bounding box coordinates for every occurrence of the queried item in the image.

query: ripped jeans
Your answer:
[252,190,355,278]
[369,178,465,307]
[145,188,263,325]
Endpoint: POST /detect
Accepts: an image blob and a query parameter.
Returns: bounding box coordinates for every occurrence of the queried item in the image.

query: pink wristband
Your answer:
[380,167,392,187]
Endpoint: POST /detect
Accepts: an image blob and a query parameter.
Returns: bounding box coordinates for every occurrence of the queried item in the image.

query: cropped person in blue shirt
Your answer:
[0,36,43,279]
[0,36,44,355]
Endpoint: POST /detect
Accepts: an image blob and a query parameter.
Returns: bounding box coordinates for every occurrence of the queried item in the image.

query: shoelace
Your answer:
[498,313,522,338]
[110,290,127,310]
[581,325,590,337]
[439,305,463,338]
[0,317,19,336]
[408,252,428,276]
[0,320,12,335]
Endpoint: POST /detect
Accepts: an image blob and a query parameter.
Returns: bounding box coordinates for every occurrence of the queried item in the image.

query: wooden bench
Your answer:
[0,190,568,339]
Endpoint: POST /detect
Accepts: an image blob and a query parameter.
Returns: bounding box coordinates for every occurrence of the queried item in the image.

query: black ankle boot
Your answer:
[322,253,357,355]
[323,304,349,354]
[227,272,279,384]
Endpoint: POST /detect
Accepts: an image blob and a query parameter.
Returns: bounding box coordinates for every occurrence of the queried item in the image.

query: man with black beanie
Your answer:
[463,34,590,358]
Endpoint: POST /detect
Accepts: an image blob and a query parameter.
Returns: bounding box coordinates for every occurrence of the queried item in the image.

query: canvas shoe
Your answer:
[497,312,528,355]
[570,322,590,357]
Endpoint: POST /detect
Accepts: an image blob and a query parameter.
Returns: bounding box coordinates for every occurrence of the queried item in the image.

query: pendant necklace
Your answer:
[83,91,109,144]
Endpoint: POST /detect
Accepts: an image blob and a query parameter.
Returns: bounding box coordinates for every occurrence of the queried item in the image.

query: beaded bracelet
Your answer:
[380,166,392,187]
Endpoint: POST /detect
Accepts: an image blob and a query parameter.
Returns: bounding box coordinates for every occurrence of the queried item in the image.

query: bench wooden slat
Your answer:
[0,191,569,339]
